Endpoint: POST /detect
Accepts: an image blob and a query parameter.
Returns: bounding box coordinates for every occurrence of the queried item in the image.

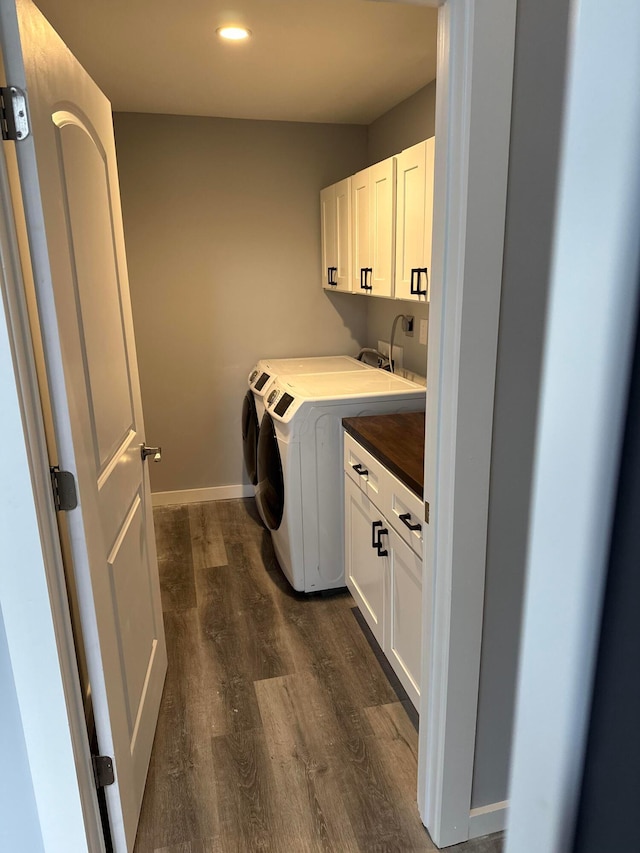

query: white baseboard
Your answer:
[151,484,254,507]
[468,800,508,839]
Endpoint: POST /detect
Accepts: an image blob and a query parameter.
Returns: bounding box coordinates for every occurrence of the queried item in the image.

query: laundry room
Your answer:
[0,0,529,850]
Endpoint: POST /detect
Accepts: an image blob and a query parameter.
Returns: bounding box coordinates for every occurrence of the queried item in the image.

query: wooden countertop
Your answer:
[342,411,425,497]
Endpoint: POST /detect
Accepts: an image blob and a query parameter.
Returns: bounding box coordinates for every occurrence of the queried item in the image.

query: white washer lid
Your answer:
[279,370,424,400]
[258,355,371,374]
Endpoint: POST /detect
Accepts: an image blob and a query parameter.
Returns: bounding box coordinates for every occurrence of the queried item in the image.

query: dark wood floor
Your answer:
[134,498,503,853]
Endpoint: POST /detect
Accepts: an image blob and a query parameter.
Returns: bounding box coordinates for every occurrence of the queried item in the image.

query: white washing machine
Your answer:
[255,371,426,592]
[242,356,373,521]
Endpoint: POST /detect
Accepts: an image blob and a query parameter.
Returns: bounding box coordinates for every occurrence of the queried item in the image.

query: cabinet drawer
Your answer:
[386,473,424,558]
[344,432,385,507]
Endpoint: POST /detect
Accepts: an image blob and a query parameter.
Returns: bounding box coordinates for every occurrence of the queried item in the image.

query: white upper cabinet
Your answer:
[321,138,433,301]
[321,177,352,291]
[394,138,435,303]
[351,157,396,298]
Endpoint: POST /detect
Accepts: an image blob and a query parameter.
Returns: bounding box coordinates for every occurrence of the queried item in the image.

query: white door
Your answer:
[0,2,167,851]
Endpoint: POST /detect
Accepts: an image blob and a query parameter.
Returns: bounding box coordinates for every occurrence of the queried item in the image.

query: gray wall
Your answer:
[367,82,436,166]
[115,114,368,493]
[0,606,45,853]
[365,82,437,376]
[471,0,571,807]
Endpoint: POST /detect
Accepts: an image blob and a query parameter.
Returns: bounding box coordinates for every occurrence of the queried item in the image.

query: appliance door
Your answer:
[242,389,259,485]
[256,412,285,530]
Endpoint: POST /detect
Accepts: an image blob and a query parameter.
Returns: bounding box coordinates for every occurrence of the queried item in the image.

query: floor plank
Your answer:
[188,502,228,570]
[255,673,365,853]
[153,505,196,612]
[209,727,282,853]
[135,499,503,853]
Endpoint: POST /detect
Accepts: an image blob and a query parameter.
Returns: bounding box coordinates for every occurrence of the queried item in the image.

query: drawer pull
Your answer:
[372,520,389,557]
[352,463,368,477]
[399,512,421,532]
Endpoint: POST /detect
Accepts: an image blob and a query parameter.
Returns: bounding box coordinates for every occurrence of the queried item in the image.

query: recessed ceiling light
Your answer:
[217,26,251,41]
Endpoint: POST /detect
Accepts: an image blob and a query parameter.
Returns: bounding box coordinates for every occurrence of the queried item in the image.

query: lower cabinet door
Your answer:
[344,476,387,648]
[387,530,423,708]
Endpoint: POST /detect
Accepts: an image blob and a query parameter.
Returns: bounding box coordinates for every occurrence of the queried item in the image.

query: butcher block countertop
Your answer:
[342,411,425,497]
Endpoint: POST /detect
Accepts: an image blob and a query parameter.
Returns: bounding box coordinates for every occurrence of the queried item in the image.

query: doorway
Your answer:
[0,0,520,848]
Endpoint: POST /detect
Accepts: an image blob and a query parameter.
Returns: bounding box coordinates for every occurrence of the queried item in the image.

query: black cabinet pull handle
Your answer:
[352,463,368,476]
[399,512,421,532]
[360,268,373,291]
[410,267,428,296]
[371,520,388,556]
[327,266,337,286]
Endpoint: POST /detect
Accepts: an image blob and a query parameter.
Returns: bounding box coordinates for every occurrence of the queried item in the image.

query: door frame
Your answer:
[506,1,640,849]
[417,0,516,845]
[0,0,517,850]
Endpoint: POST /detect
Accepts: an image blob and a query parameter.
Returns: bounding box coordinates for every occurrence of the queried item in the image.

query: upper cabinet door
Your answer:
[351,167,371,294]
[320,177,352,292]
[351,158,395,298]
[369,157,396,299]
[395,138,435,303]
[334,177,352,291]
[320,183,337,289]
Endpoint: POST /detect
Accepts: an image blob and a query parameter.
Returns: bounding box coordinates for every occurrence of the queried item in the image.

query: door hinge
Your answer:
[425,501,430,524]
[92,755,115,788]
[0,86,30,141]
[50,466,78,511]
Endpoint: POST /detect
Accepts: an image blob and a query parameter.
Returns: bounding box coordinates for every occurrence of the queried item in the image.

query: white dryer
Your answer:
[248,355,371,419]
[242,356,372,514]
[255,371,426,592]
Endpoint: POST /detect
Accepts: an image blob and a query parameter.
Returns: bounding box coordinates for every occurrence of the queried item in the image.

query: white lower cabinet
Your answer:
[344,433,425,709]
[387,529,423,706]
[344,476,388,647]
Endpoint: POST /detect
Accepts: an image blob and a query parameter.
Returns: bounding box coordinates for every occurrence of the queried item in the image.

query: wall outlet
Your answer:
[378,339,403,369]
[419,318,428,346]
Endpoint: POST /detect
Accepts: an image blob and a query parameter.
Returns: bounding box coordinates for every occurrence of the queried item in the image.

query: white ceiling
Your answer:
[33,0,438,125]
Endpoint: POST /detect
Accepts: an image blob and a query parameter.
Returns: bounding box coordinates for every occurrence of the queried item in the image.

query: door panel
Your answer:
[0,2,167,850]
[107,494,158,741]
[54,113,134,469]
